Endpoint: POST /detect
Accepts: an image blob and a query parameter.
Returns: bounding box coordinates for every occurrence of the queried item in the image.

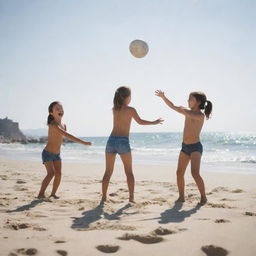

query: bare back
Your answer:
[183,112,205,144]
[44,123,66,154]
[111,106,133,137]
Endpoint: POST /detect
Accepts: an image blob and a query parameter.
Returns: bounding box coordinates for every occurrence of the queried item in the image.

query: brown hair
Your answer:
[190,92,212,120]
[113,86,131,110]
[47,101,60,125]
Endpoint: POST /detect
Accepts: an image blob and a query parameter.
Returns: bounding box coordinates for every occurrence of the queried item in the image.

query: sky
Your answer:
[0,0,255,136]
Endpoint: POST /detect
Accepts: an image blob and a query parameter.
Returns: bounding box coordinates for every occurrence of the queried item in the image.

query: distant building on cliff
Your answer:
[0,117,27,142]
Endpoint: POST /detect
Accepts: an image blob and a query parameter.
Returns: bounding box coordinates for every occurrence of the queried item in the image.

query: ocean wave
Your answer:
[1,132,256,169]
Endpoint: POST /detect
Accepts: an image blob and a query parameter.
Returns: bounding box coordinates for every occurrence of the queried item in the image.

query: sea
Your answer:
[0,132,255,174]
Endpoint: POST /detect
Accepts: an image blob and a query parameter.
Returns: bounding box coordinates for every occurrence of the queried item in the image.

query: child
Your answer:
[155,90,212,205]
[102,86,163,203]
[37,101,92,199]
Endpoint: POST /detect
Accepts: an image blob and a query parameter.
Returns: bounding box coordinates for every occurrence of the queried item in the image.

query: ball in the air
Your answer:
[129,39,149,58]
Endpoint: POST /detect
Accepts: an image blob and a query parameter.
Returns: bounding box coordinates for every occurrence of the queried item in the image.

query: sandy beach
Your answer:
[0,157,256,256]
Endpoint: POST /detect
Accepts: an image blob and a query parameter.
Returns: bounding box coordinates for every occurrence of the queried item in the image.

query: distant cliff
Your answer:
[0,118,73,144]
[0,117,27,143]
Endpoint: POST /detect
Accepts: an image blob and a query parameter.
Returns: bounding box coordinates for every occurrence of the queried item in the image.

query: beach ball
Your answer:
[129,39,149,58]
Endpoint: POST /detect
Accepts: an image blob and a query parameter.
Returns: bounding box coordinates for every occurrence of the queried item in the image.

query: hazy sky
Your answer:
[1,0,255,136]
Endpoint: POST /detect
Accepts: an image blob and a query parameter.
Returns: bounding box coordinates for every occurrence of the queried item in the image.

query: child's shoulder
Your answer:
[115,106,135,112]
[126,105,134,110]
[48,122,66,129]
[186,110,205,120]
[125,106,137,114]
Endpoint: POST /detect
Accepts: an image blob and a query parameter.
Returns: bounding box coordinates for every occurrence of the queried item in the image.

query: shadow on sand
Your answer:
[159,202,202,224]
[71,203,133,230]
[141,202,202,224]
[7,198,51,213]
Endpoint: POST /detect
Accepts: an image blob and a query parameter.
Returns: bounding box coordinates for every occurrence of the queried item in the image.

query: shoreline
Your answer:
[1,152,256,175]
[0,157,255,188]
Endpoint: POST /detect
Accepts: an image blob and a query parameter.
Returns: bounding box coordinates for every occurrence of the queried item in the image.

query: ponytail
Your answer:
[113,86,131,111]
[204,100,212,120]
[190,92,213,120]
[113,91,123,110]
[47,101,60,125]
[47,114,55,125]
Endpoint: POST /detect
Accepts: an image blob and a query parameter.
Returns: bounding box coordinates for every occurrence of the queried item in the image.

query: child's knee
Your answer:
[47,172,54,179]
[191,171,200,179]
[54,170,61,177]
[125,171,134,179]
[103,172,112,181]
[176,169,184,177]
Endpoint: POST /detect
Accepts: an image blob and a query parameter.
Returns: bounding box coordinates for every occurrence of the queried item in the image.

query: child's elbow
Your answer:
[137,119,144,125]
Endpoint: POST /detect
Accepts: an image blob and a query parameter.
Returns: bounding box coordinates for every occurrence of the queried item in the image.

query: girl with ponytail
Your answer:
[38,101,92,199]
[155,90,213,205]
[102,86,164,203]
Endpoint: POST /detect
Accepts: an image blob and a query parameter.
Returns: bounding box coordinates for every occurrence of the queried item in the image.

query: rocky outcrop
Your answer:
[0,118,74,144]
[0,117,27,143]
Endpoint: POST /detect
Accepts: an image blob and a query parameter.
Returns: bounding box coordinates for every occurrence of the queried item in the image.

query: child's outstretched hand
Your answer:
[154,118,164,125]
[155,90,165,98]
[84,141,92,146]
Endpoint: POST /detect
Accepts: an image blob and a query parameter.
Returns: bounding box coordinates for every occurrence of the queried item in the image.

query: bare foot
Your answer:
[100,197,107,204]
[175,197,185,203]
[129,198,136,204]
[50,194,60,199]
[199,196,207,205]
[37,194,46,199]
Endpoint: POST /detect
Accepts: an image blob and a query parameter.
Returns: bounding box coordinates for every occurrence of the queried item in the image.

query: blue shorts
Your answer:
[181,142,203,156]
[42,149,61,164]
[105,136,131,155]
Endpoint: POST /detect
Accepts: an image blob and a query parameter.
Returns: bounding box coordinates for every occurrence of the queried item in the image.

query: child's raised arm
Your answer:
[155,90,186,114]
[155,90,204,120]
[130,107,164,125]
[51,124,92,146]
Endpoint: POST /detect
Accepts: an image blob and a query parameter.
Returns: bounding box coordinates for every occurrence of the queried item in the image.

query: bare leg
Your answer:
[190,152,207,204]
[50,160,62,198]
[38,162,54,198]
[120,152,135,203]
[102,153,116,202]
[176,152,190,202]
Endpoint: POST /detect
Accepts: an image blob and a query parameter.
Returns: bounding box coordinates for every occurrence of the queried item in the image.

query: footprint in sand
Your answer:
[211,187,230,193]
[5,222,46,231]
[13,186,28,191]
[214,219,230,223]
[0,175,7,180]
[207,203,234,209]
[244,212,256,216]
[16,180,26,184]
[33,227,47,231]
[96,245,120,253]
[117,188,128,192]
[152,226,176,236]
[8,253,17,256]
[6,223,30,230]
[231,189,244,193]
[56,250,68,256]
[220,198,236,202]
[201,245,229,256]
[54,240,66,244]
[15,248,38,255]
[109,192,118,197]
[196,218,211,221]
[118,233,163,244]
